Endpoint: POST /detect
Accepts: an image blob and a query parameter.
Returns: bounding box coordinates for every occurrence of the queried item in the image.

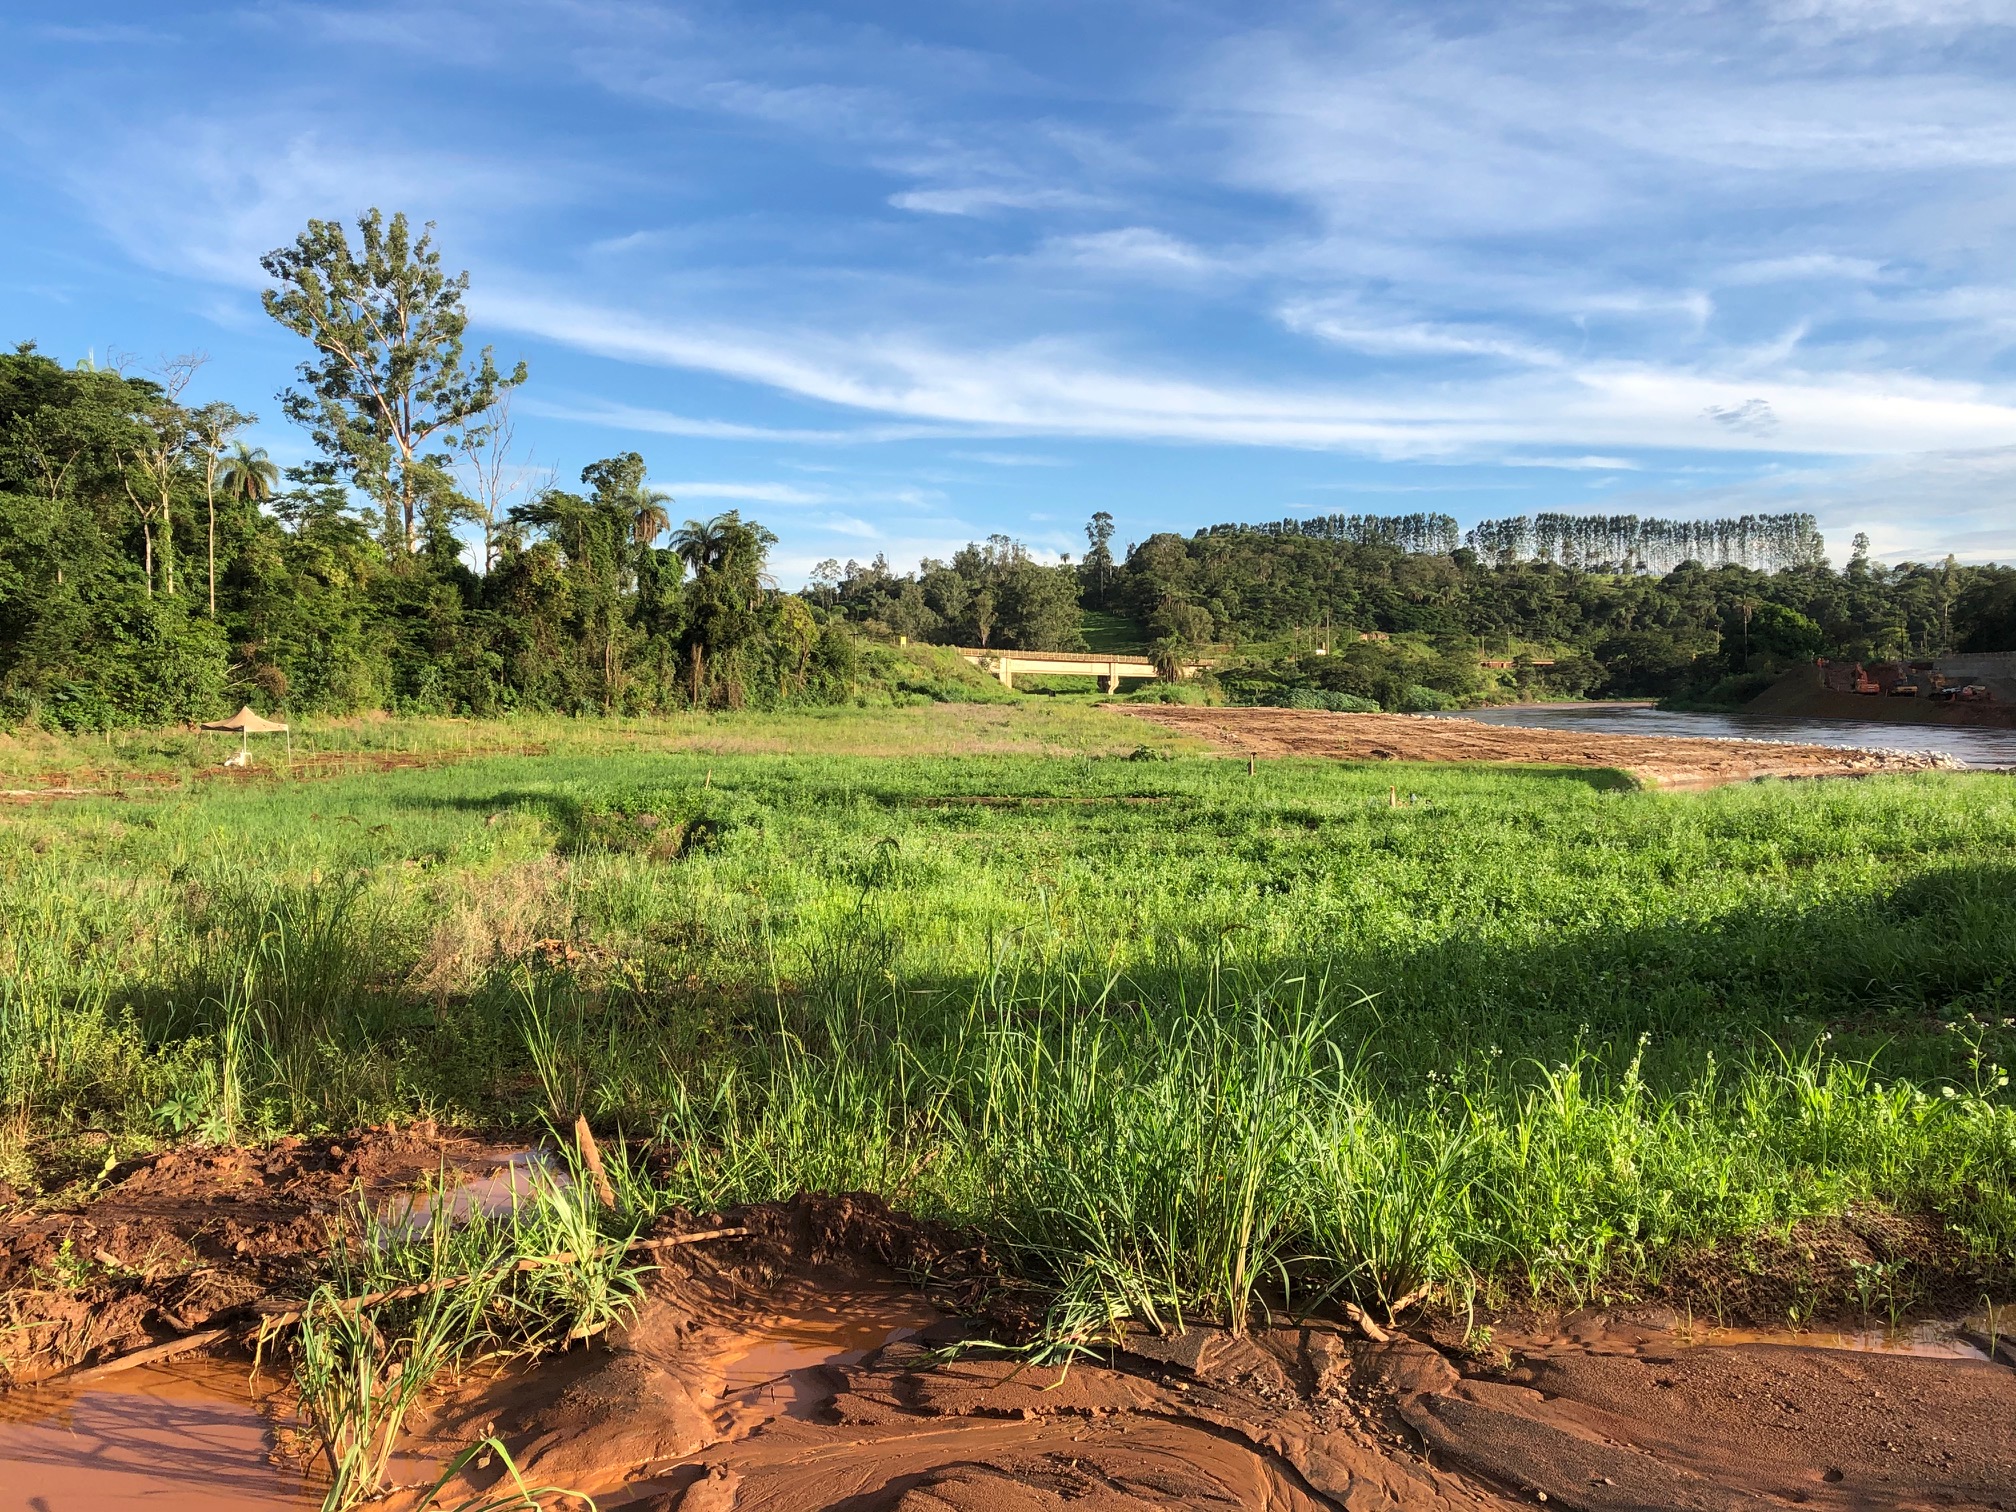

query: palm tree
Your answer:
[631,487,673,548]
[218,442,280,505]
[669,514,730,574]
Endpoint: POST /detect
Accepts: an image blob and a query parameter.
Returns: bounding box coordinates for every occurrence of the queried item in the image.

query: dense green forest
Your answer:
[822,512,2016,708]
[3,207,2012,729]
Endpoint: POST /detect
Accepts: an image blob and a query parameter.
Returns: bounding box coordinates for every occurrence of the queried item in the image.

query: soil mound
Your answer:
[1119,705,1962,787]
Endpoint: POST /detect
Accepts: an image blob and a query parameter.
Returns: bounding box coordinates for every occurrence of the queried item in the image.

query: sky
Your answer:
[5,0,2016,580]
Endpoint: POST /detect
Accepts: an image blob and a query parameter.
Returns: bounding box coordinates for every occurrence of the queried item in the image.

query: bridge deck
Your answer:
[955,646,1202,687]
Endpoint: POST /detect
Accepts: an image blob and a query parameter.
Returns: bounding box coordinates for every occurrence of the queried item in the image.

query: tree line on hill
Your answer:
[1242,510,1829,575]
[2,205,2012,729]
[825,514,2016,708]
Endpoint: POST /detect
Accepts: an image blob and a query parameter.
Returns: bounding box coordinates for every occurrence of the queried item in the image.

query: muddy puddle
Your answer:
[710,1285,938,1434]
[1495,1304,2014,1363]
[0,1360,311,1511]
[379,1146,559,1235]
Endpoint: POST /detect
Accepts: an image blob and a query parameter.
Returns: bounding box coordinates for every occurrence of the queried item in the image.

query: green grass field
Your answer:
[3,703,2012,1334]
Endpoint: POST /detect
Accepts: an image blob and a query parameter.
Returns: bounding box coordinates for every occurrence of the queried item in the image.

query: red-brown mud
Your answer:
[0,1359,312,1511]
[6,1145,2015,1510]
[0,1125,523,1384]
[1118,704,1965,787]
[402,1205,2016,1512]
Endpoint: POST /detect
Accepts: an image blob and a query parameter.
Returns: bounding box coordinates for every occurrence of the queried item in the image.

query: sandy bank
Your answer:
[1116,705,1966,787]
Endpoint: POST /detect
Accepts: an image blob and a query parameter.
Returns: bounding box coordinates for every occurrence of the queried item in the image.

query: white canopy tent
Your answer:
[201,706,290,765]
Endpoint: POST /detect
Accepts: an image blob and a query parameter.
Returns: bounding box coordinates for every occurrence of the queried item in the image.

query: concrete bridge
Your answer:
[957,647,1205,690]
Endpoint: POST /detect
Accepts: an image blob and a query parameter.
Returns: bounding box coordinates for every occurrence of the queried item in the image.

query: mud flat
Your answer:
[4,1139,2015,1511]
[1118,705,1966,788]
[404,1257,2016,1512]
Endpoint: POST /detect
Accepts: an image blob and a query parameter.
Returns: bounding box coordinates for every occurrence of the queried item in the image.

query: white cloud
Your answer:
[1702,398,1783,435]
[35,118,551,289]
[35,23,170,44]
[1282,304,1567,368]
[1040,227,1215,273]
[1503,455,1642,470]
[1720,253,1891,285]
[516,396,947,445]
[820,514,881,538]
[491,294,2016,457]
[950,450,1069,467]
[889,185,1100,216]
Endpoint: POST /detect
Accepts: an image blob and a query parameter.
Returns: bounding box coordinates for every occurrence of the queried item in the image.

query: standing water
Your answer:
[1431,703,2016,769]
[0,1361,313,1511]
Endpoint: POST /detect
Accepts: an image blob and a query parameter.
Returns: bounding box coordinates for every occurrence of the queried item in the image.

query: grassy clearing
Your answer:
[3,705,2013,1341]
[0,695,1170,788]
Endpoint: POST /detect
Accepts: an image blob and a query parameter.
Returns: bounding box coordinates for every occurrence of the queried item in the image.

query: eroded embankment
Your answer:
[1117,705,1966,787]
[6,1134,2016,1511]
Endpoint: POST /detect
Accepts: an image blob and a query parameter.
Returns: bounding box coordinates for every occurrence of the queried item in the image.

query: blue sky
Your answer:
[6,1,2016,579]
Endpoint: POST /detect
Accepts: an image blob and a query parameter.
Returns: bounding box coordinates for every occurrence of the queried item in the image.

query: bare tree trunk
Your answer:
[205,459,218,617]
[142,524,154,598]
[162,489,174,595]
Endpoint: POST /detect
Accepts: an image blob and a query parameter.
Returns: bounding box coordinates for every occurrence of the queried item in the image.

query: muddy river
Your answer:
[1435,701,2016,768]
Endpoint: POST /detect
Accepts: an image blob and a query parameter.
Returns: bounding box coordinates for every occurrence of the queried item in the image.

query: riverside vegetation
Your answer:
[8,204,2016,736]
[4,708,2012,1337]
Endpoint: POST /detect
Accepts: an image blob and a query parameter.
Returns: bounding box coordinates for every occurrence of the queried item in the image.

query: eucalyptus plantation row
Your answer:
[1204,510,1828,572]
[1463,511,1830,573]
[1223,512,1465,554]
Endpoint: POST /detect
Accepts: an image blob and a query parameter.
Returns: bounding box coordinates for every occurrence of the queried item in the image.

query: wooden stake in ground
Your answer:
[574,1114,617,1208]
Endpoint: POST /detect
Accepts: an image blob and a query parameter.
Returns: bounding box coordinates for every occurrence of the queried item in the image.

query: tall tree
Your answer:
[217,441,280,506]
[670,510,777,704]
[1082,510,1116,608]
[260,210,526,558]
[120,367,199,597]
[191,401,254,616]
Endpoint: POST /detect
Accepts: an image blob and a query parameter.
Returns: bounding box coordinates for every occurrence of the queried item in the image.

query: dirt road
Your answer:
[1119,705,1966,788]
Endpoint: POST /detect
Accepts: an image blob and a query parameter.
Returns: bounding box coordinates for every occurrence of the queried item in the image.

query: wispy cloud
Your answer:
[1038,227,1215,274]
[891,186,1101,216]
[490,294,2016,457]
[517,396,948,446]
[1503,455,1642,470]
[658,481,832,505]
[35,23,170,44]
[950,450,1069,467]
